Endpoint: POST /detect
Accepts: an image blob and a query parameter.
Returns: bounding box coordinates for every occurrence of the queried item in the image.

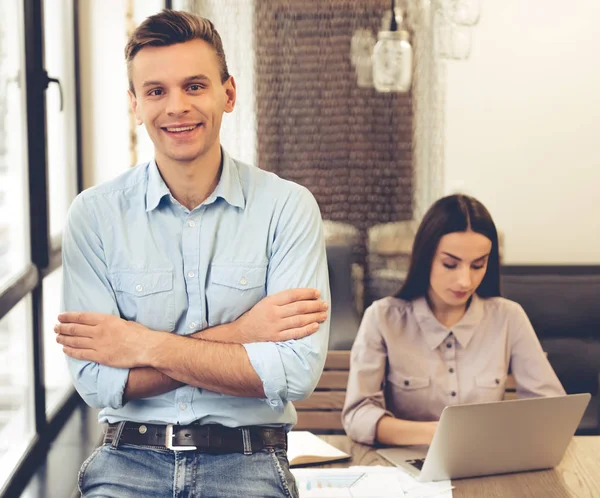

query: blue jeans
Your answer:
[78,443,299,497]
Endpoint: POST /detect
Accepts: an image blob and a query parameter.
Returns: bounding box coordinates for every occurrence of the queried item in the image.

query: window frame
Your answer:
[0,0,175,493]
[0,0,83,495]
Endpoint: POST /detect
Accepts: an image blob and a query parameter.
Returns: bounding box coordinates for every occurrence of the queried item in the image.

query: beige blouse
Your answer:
[342,295,565,445]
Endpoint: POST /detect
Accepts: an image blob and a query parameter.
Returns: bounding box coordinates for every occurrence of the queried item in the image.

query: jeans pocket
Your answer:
[78,444,107,494]
[267,448,299,498]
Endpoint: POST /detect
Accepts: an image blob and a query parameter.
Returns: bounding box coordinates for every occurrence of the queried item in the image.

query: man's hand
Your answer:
[56,287,328,369]
[233,288,328,343]
[55,312,154,368]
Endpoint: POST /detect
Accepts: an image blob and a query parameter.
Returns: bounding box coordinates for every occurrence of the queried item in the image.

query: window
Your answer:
[43,267,72,416]
[0,0,30,292]
[0,0,83,494]
[0,297,35,487]
[0,0,36,490]
[44,0,78,241]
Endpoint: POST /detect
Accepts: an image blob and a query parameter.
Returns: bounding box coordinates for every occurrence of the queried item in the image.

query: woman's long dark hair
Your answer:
[395,194,501,301]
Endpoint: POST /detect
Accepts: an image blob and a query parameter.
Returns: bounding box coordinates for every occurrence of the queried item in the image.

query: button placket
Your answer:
[443,335,456,361]
[174,384,193,419]
[444,333,459,404]
[182,213,203,335]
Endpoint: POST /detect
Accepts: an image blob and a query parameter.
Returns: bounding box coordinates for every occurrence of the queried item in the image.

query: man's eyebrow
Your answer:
[442,251,490,262]
[142,80,163,88]
[183,74,211,82]
[141,75,211,88]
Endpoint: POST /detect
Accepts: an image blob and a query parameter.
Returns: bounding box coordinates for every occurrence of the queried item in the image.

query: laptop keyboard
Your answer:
[406,458,425,471]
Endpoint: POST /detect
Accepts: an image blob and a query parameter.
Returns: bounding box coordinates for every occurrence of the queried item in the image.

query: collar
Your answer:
[145,158,171,212]
[412,294,484,350]
[145,148,246,212]
[204,148,245,209]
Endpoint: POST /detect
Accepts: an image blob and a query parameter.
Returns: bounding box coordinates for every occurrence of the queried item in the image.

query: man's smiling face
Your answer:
[128,38,235,166]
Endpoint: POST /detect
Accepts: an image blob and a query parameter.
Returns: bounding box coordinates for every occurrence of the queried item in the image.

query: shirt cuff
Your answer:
[243,342,287,412]
[97,365,130,409]
[345,405,393,445]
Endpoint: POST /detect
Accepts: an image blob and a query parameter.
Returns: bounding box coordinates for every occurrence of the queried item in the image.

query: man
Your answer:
[56,10,330,497]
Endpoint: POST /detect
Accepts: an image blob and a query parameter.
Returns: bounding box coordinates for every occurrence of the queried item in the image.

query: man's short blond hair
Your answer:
[125,9,230,94]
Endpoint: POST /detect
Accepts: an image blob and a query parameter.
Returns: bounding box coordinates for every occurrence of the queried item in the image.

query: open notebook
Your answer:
[287,431,351,466]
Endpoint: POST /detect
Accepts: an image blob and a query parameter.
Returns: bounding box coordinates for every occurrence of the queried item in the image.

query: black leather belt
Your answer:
[104,422,287,454]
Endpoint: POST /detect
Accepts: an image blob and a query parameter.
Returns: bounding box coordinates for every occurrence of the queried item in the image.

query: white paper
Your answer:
[292,466,453,498]
[287,431,351,466]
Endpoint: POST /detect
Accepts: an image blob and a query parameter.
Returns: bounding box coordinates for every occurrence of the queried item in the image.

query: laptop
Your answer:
[376,393,590,482]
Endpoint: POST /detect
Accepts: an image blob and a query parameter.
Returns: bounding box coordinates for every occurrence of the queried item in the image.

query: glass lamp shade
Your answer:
[351,28,376,88]
[372,30,413,93]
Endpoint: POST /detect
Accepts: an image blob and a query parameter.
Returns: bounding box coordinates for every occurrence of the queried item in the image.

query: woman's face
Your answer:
[429,230,493,309]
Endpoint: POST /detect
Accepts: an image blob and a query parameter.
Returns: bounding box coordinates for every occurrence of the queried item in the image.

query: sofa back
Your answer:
[501,266,600,340]
[501,266,600,405]
[326,243,362,350]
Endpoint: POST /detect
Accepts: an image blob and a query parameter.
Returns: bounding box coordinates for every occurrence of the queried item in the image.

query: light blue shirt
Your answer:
[61,149,330,427]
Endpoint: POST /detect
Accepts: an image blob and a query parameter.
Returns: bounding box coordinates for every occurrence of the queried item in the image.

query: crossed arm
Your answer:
[56,288,328,401]
[61,186,330,410]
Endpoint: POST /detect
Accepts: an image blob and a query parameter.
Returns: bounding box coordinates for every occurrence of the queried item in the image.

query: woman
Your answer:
[342,194,565,446]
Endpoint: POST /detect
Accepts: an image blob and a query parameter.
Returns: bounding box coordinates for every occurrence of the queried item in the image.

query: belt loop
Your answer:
[110,421,126,449]
[241,427,252,455]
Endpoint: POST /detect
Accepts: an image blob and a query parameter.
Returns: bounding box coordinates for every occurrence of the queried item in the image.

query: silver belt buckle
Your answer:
[165,424,197,451]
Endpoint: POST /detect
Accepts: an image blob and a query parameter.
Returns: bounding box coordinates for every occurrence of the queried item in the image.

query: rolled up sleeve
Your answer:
[243,342,287,411]
[71,360,129,410]
[342,304,393,445]
[62,194,130,409]
[245,186,330,410]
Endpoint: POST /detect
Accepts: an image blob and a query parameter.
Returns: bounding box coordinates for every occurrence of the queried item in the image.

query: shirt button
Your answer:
[446,343,452,348]
[495,378,500,385]
[449,368,454,373]
[239,277,248,286]
[188,220,196,227]
[179,403,187,411]
[189,322,197,329]
[269,400,279,406]
[404,380,410,386]
[451,391,457,397]
[187,271,195,278]
[135,284,143,292]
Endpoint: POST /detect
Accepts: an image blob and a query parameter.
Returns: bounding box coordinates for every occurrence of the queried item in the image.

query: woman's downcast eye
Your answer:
[442,263,485,270]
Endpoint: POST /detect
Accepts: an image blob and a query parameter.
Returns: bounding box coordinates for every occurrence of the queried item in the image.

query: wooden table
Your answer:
[317,436,600,497]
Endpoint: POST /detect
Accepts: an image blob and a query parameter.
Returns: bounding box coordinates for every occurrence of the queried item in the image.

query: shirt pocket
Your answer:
[111,269,175,331]
[386,370,431,420]
[207,264,267,326]
[474,373,507,402]
[388,372,431,391]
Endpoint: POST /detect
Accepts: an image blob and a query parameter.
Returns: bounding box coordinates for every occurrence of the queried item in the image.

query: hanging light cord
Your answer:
[390,0,398,31]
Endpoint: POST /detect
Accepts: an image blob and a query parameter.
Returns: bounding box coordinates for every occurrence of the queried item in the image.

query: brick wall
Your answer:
[254,0,414,264]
